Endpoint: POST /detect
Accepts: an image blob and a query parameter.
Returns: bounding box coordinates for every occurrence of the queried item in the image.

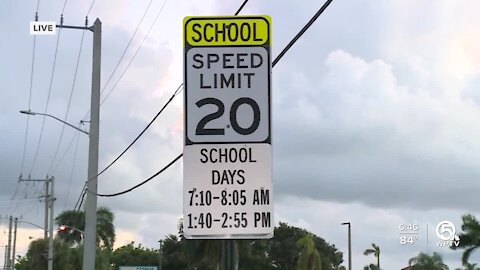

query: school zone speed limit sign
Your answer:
[183,16,273,239]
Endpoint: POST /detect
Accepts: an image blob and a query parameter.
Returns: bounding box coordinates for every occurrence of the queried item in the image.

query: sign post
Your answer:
[183,16,273,240]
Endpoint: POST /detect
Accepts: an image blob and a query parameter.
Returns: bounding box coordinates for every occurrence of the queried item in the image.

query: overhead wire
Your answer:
[10,2,42,223]
[48,30,85,173]
[86,0,95,17]
[17,4,41,202]
[81,0,168,121]
[76,0,251,203]
[89,0,335,198]
[48,29,86,173]
[100,0,155,97]
[63,132,81,209]
[52,125,82,173]
[99,0,169,107]
[96,84,182,179]
[29,26,63,175]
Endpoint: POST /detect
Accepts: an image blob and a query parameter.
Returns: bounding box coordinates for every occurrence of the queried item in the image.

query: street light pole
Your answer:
[21,18,102,270]
[19,110,89,135]
[341,222,352,270]
[82,18,101,270]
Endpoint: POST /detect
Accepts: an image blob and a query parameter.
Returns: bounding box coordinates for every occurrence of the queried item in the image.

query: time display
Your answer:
[399,224,419,231]
[186,212,248,229]
[188,188,247,206]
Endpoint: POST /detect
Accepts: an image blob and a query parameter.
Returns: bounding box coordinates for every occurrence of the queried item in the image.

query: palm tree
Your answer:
[55,207,115,250]
[363,243,380,269]
[296,233,322,270]
[55,210,84,246]
[408,252,449,270]
[451,214,480,264]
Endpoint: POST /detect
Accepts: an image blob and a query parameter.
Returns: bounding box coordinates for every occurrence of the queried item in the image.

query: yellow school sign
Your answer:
[184,16,271,46]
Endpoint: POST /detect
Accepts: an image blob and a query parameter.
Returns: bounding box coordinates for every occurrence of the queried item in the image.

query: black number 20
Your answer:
[195,97,260,136]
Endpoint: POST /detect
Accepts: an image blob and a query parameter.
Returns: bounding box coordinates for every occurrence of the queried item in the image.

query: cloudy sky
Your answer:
[1,0,480,269]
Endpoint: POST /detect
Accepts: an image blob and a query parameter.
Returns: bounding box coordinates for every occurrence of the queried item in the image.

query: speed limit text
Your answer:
[192,52,264,89]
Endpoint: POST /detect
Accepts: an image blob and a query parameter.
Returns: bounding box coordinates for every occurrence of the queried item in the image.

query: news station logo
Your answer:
[435,220,460,247]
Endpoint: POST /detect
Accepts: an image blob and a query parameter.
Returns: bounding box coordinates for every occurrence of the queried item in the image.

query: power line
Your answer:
[235,0,249,15]
[96,153,182,197]
[61,0,69,14]
[89,0,335,198]
[100,0,155,97]
[92,0,245,179]
[75,0,251,204]
[29,26,63,175]
[96,84,182,180]
[86,0,95,17]
[99,0,169,107]
[48,29,86,173]
[19,11,41,198]
[64,132,81,209]
[52,125,81,173]
[82,0,168,121]
[272,0,333,66]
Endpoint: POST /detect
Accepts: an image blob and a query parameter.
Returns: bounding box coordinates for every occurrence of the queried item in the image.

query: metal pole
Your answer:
[220,240,237,270]
[82,18,101,270]
[47,177,55,270]
[158,240,162,270]
[347,224,352,270]
[11,218,17,269]
[4,245,7,270]
[6,216,12,270]
[45,178,50,240]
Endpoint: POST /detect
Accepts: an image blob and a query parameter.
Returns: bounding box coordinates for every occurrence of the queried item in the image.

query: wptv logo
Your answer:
[435,220,460,247]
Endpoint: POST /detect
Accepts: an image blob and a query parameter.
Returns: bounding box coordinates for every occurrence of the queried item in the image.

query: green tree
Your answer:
[15,239,109,270]
[456,262,480,270]
[363,264,379,270]
[164,221,342,270]
[162,234,189,270]
[269,222,342,270]
[55,206,116,250]
[363,243,380,269]
[408,252,449,270]
[110,242,159,268]
[296,234,322,270]
[451,214,480,264]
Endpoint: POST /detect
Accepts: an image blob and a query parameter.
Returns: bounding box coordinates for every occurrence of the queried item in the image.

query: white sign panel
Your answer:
[183,16,273,239]
[183,144,273,238]
[30,21,56,35]
[185,46,270,143]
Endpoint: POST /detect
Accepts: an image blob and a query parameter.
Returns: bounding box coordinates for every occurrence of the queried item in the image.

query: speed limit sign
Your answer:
[183,16,273,239]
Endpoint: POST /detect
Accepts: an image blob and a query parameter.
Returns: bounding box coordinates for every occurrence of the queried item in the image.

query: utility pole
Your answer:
[158,240,163,270]
[18,175,51,240]
[44,179,50,240]
[341,222,352,270]
[82,18,101,270]
[18,176,54,270]
[6,216,12,270]
[11,218,17,269]
[26,17,102,270]
[47,177,55,270]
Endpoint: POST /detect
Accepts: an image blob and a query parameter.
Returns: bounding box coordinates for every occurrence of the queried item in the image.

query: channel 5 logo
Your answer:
[435,220,460,247]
